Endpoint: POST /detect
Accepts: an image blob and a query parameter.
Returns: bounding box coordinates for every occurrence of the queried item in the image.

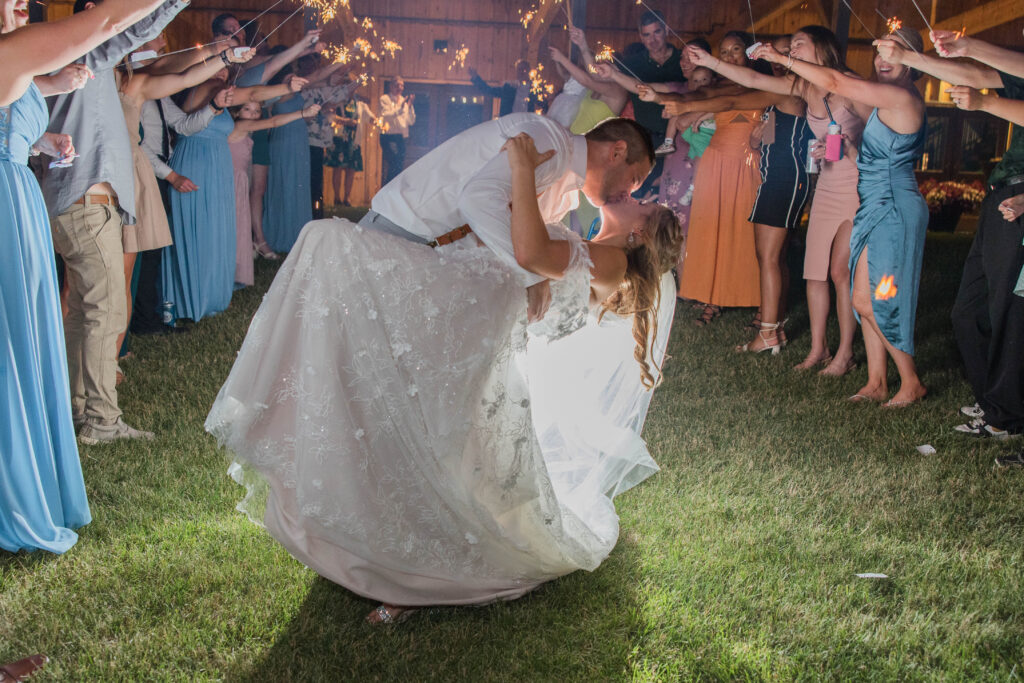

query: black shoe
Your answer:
[135,324,190,336]
[994,453,1024,468]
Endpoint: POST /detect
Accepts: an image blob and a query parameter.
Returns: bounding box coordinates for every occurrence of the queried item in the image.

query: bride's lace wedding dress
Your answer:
[206,217,674,605]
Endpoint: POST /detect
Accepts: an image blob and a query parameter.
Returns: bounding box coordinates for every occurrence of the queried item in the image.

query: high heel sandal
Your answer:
[694,304,721,326]
[366,604,417,625]
[736,322,781,355]
[254,242,280,261]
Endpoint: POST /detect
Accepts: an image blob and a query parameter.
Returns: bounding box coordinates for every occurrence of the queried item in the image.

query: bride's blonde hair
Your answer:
[599,205,684,390]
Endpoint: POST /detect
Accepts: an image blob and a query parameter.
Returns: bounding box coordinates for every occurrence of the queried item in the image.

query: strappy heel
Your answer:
[736,322,782,355]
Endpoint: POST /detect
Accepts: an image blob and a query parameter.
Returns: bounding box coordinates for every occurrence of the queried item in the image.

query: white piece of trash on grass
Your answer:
[856,573,889,579]
[916,444,937,455]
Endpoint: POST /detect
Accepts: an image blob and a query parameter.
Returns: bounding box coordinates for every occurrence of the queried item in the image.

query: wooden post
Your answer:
[569,0,587,64]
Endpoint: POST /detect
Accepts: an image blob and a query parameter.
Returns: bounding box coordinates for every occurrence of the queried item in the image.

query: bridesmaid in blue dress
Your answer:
[1,84,91,553]
[161,108,237,322]
[754,28,928,407]
[262,91,310,253]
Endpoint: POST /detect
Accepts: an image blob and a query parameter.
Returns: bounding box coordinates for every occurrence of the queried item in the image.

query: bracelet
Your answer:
[786,54,794,71]
[220,50,231,66]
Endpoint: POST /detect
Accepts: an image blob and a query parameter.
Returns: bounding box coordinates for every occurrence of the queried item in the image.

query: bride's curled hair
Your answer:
[599,205,685,390]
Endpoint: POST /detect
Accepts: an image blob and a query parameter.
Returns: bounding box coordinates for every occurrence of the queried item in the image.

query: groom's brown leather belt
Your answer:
[427,225,473,248]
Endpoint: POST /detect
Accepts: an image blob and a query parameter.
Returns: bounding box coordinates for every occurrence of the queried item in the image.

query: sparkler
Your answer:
[874,275,897,301]
[873,10,919,52]
[634,0,688,47]
[906,0,934,33]
[519,6,538,30]
[381,39,402,59]
[251,5,304,51]
[838,0,878,40]
[447,44,469,71]
[528,64,555,98]
[595,43,643,82]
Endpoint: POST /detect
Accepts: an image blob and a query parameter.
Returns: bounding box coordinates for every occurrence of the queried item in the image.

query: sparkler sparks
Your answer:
[874,275,898,301]
[519,6,538,29]
[528,64,555,97]
[886,16,902,33]
[447,44,470,71]
[381,39,402,59]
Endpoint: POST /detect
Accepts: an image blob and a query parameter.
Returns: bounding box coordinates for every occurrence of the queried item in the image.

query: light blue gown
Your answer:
[0,84,91,554]
[262,94,310,253]
[161,110,236,321]
[849,109,929,355]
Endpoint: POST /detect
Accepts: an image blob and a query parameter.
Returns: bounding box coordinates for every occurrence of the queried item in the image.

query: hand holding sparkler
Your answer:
[636,84,659,103]
[286,75,309,93]
[750,42,784,64]
[945,85,984,111]
[225,47,255,64]
[302,103,322,118]
[590,62,615,80]
[684,44,715,68]
[872,38,909,65]
[299,30,323,56]
[931,29,970,59]
[568,25,588,50]
[548,46,569,65]
[213,87,235,109]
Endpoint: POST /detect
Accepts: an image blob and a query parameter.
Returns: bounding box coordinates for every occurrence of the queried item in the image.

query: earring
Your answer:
[627,232,637,248]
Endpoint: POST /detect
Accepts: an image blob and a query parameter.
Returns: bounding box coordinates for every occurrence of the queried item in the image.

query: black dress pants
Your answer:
[950,183,1024,433]
[309,145,325,219]
[129,177,170,334]
[380,134,406,186]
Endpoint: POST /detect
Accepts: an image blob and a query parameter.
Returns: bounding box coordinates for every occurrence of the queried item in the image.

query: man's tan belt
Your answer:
[427,225,473,248]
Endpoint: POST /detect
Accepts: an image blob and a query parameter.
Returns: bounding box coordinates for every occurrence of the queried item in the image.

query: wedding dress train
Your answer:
[206,217,674,605]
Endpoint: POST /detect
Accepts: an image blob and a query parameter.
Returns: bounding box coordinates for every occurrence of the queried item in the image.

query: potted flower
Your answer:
[918,179,986,232]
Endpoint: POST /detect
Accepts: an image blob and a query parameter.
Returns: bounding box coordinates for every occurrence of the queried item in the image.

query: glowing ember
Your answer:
[595,44,615,62]
[528,63,555,98]
[886,16,902,33]
[353,37,372,56]
[875,275,898,301]
[324,44,351,64]
[447,44,469,71]
[361,17,373,30]
[518,6,538,29]
[381,39,402,58]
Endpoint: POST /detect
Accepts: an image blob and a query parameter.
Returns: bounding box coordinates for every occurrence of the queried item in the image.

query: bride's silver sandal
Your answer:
[366,604,417,625]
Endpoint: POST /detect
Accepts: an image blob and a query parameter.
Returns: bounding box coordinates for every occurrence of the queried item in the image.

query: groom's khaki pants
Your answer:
[50,200,126,425]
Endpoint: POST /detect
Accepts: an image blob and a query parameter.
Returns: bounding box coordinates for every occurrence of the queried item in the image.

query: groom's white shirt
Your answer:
[369,113,588,286]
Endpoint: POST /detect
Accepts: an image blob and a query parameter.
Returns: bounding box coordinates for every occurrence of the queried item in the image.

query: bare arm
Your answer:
[874,38,1003,90]
[0,0,170,105]
[137,48,253,102]
[259,30,321,84]
[234,77,306,105]
[753,43,922,132]
[592,62,643,94]
[947,86,1024,127]
[662,88,780,116]
[686,44,794,95]
[234,104,320,133]
[931,30,1024,81]
[548,47,626,98]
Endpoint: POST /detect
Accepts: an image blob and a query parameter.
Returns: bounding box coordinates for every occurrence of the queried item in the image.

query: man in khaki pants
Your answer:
[43,0,188,444]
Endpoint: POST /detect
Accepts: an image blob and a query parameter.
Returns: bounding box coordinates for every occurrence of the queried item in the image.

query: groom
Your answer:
[358,113,655,320]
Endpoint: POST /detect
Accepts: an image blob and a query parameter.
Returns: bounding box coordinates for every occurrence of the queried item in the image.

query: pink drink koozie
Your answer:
[825,123,843,162]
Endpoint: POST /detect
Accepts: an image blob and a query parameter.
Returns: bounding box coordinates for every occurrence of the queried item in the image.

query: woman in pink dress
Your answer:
[228,100,320,287]
[689,26,869,374]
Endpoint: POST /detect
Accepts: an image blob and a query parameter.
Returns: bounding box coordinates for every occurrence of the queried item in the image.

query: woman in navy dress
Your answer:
[754,29,928,406]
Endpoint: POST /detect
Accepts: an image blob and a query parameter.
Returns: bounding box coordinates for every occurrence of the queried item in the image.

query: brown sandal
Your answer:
[0,655,49,682]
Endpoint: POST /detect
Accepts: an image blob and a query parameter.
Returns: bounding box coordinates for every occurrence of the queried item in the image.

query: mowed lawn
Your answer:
[1,222,1022,681]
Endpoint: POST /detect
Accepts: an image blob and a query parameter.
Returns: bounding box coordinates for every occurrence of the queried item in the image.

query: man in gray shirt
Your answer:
[43,0,189,445]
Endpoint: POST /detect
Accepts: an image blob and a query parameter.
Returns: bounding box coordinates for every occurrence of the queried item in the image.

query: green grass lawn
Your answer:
[2,224,1022,681]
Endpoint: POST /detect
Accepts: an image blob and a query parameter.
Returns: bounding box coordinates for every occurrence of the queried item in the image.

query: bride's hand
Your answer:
[502,133,555,171]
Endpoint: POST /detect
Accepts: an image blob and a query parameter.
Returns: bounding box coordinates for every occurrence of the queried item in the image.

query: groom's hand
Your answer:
[526,280,551,322]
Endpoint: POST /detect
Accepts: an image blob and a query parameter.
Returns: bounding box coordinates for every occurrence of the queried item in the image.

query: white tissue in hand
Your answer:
[745,41,762,58]
[233,47,249,58]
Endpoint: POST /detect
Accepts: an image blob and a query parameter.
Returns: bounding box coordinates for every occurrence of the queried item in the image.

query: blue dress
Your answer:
[262,94,311,253]
[849,109,928,355]
[161,110,236,321]
[0,84,91,554]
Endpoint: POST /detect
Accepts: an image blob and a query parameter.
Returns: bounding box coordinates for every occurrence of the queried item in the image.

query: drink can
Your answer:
[806,138,820,174]
[161,301,176,326]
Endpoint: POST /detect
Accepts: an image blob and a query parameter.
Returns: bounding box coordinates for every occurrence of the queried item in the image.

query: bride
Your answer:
[206,133,683,623]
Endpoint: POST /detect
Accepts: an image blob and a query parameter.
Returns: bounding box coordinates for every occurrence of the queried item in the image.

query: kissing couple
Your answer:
[206,113,684,623]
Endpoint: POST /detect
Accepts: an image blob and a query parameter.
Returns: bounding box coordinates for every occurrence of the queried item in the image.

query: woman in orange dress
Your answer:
[672,32,765,324]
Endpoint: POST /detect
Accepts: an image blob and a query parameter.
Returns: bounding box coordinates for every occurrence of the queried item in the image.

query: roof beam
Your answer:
[524,0,565,61]
[920,0,1024,45]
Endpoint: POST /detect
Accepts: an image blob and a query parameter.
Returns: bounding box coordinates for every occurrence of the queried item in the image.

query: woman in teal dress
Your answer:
[754,28,928,407]
[262,92,310,253]
[161,109,237,322]
[1,84,91,553]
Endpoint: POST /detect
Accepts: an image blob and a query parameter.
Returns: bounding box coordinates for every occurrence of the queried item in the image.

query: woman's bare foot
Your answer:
[882,383,927,408]
[794,350,832,371]
[819,355,856,377]
[366,604,416,625]
[848,383,888,403]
